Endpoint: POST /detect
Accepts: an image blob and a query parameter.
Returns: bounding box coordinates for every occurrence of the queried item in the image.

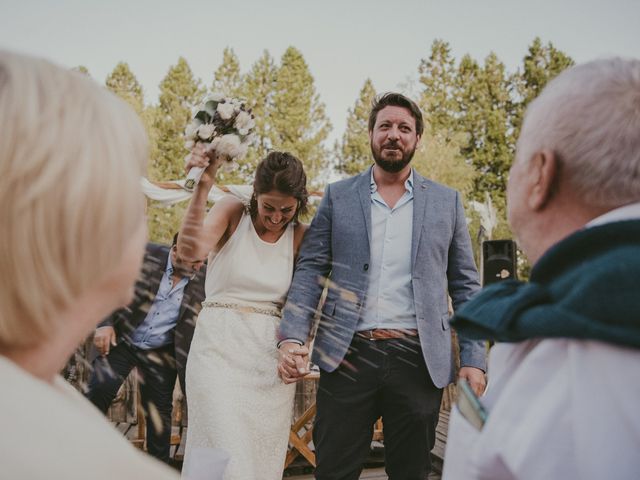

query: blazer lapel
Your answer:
[411,171,429,268]
[357,167,373,246]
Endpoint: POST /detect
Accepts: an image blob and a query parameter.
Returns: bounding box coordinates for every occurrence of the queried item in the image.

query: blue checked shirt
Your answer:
[130,254,190,349]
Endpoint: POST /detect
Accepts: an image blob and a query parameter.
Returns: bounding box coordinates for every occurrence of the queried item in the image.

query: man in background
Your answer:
[86,234,206,463]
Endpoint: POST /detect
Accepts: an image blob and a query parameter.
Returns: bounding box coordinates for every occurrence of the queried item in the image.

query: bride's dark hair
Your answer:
[249,151,308,224]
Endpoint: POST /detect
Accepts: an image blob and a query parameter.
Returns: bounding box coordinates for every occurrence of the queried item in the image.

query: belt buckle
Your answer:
[357,329,375,341]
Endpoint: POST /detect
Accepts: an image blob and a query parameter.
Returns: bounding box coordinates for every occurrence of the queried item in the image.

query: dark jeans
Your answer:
[314,335,443,480]
[86,341,177,464]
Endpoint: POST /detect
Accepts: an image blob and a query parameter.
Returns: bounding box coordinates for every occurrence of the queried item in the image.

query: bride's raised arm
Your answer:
[177,143,239,263]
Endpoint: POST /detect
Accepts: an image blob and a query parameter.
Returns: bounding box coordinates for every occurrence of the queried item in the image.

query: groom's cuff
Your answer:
[277,338,304,348]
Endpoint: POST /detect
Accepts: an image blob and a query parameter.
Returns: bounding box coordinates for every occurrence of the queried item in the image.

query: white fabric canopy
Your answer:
[141,178,253,206]
[141,178,322,206]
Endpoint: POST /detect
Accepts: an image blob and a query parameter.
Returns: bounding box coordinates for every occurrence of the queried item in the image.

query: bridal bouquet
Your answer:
[183,93,256,191]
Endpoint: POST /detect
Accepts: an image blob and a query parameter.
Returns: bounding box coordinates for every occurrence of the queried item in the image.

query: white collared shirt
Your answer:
[358,169,417,331]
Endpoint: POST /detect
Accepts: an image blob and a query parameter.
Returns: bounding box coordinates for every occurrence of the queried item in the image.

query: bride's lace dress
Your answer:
[183,211,296,480]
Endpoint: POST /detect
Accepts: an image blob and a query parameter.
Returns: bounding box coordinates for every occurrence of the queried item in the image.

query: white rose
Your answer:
[184,122,199,139]
[197,124,216,140]
[216,134,242,158]
[217,102,235,120]
[184,139,195,150]
[234,111,254,135]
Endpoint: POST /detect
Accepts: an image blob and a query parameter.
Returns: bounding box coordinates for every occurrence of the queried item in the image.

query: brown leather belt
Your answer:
[356,328,419,341]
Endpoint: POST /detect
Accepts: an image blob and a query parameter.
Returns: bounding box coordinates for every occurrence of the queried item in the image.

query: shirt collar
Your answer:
[370,167,414,194]
[165,252,174,277]
[586,201,640,228]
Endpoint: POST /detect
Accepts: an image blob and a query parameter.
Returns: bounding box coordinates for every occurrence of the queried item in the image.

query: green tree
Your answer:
[412,131,475,200]
[152,57,204,181]
[104,62,160,189]
[147,58,204,243]
[338,78,376,176]
[212,47,243,98]
[456,53,514,199]
[270,47,331,184]
[239,50,278,180]
[105,62,144,114]
[512,37,574,138]
[418,39,459,138]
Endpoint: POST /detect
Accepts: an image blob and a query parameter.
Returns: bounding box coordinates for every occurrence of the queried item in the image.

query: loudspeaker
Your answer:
[482,240,517,285]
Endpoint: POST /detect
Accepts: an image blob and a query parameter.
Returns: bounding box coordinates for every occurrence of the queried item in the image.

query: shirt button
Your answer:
[363,264,369,271]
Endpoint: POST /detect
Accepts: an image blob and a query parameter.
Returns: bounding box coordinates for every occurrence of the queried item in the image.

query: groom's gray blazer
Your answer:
[280,167,486,388]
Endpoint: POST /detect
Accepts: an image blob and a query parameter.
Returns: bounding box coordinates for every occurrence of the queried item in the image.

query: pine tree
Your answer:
[512,37,574,138]
[270,47,331,184]
[456,53,513,199]
[152,57,204,181]
[338,78,376,176]
[418,39,458,137]
[239,50,278,180]
[105,62,144,114]
[212,47,243,98]
[147,58,204,244]
[103,62,159,180]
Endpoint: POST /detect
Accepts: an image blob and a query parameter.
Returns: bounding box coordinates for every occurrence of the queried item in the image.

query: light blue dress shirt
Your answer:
[130,254,189,350]
[358,169,417,331]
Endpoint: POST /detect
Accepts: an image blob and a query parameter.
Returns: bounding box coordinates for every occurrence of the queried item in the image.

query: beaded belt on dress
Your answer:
[201,301,282,318]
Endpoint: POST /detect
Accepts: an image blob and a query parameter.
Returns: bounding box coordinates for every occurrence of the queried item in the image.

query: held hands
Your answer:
[277,342,310,384]
[93,326,117,356]
[185,142,225,187]
[458,366,487,397]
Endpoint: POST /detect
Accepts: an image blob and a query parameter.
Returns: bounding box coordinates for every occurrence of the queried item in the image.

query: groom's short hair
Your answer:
[368,92,424,137]
[0,50,148,348]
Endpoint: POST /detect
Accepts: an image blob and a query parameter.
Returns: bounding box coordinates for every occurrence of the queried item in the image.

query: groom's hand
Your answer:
[458,366,487,397]
[277,342,309,384]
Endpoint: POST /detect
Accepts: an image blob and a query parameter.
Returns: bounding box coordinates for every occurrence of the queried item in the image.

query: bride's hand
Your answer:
[186,142,224,187]
[277,343,309,384]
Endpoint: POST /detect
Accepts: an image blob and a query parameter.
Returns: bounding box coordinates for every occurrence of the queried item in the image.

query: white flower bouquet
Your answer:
[183,93,256,191]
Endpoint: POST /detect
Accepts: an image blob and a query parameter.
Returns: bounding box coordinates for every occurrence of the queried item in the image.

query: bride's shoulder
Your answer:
[211,194,245,216]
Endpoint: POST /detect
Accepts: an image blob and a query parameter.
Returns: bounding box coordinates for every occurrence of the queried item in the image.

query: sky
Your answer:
[1,0,639,145]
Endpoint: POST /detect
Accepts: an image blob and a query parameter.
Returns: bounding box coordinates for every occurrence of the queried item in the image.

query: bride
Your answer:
[178,145,310,480]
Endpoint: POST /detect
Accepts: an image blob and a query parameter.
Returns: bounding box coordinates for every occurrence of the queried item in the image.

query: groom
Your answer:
[278,92,487,479]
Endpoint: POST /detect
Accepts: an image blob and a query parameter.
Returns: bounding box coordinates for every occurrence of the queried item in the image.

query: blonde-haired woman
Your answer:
[0,50,177,479]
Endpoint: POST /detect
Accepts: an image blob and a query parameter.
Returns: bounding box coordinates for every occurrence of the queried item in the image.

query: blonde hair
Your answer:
[516,57,640,208]
[0,51,148,348]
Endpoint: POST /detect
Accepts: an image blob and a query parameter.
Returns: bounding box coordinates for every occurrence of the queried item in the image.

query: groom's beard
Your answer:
[371,140,417,173]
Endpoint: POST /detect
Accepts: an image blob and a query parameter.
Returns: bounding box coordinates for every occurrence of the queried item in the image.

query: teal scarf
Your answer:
[451,220,640,349]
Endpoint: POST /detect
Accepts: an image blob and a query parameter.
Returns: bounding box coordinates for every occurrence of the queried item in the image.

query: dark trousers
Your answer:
[313,335,443,480]
[86,341,177,464]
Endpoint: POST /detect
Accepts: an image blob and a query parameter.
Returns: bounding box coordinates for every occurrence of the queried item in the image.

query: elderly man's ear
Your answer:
[528,149,559,211]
